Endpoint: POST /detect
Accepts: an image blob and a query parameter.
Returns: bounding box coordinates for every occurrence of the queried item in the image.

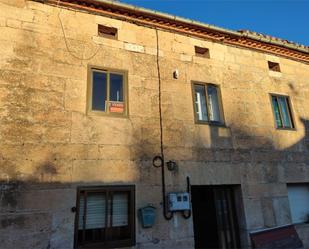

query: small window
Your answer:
[192,83,224,124]
[271,95,294,129]
[287,184,309,224]
[268,61,280,72]
[195,46,210,58]
[98,24,118,39]
[88,68,127,116]
[75,186,135,248]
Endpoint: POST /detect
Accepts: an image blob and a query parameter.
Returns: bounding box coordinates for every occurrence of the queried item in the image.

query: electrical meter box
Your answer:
[168,192,190,211]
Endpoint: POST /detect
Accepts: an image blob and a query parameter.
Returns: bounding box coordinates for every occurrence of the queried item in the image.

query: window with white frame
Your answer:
[192,83,224,124]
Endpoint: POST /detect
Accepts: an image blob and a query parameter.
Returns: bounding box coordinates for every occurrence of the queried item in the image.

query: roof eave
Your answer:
[32,0,309,62]
[86,0,309,54]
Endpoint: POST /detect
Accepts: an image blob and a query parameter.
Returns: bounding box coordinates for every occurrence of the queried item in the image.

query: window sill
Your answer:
[195,121,226,127]
[76,239,135,249]
[269,70,282,77]
[275,127,296,131]
[87,110,128,119]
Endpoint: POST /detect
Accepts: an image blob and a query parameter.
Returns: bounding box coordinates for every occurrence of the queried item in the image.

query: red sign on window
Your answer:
[109,102,124,113]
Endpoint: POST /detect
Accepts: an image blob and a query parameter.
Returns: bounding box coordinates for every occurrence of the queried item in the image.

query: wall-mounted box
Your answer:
[168,192,190,211]
[139,205,156,228]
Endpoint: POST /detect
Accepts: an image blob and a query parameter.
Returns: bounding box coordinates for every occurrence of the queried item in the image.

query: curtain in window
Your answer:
[79,193,106,229]
[76,188,134,248]
[207,85,221,122]
[272,97,283,127]
[194,85,208,121]
[278,96,292,128]
[112,193,129,227]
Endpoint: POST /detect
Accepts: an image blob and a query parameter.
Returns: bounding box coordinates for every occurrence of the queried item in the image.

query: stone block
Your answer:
[273,197,291,226]
[144,47,164,57]
[26,0,54,13]
[243,183,287,199]
[243,198,264,229]
[0,212,52,236]
[129,52,157,78]
[92,35,124,49]
[0,16,5,26]
[180,54,192,62]
[261,197,276,228]
[71,160,139,183]
[124,42,145,53]
[16,188,75,211]
[6,18,21,29]
[0,230,51,249]
[284,163,308,183]
[0,2,33,21]
[231,149,251,163]
[64,78,87,112]
[50,210,75,249]
[265,54,280,63]
[95,15,122,29]
[172,41,194,55]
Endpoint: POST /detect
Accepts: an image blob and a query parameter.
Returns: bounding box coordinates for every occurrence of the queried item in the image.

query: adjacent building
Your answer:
[0,0,309,248]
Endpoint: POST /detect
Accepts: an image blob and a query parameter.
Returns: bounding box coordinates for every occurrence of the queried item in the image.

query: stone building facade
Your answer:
[0,0,309,248]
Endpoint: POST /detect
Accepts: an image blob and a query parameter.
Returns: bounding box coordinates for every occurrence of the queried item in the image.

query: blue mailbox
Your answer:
[139,205,156,228]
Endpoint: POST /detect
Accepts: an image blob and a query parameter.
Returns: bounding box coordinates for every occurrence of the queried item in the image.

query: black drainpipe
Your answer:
[155,28,173,220]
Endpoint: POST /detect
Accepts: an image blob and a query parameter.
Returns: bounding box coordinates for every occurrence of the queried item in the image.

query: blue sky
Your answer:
[120,0,309,46]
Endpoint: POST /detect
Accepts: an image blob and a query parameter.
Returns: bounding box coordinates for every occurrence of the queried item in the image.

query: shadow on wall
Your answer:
[0,13,309,248]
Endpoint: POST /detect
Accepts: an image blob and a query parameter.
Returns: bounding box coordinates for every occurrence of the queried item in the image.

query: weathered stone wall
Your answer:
[0,1,309,248]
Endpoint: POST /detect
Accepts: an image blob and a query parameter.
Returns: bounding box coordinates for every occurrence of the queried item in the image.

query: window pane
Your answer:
[194,85,208,121]
[109,74,125,114]
[76,187,134,247]
[112,192,129,227]
[79,193,106,229]
[207,85,221,122]
[288,185,309,223]
[110,74,124,102]
[272,96,283,128]
[278,96,292,128]
[92,71,107,111]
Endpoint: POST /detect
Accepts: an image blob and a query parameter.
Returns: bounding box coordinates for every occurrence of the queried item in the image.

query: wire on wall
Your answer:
[155,28,173,221]
[56,0,100,61]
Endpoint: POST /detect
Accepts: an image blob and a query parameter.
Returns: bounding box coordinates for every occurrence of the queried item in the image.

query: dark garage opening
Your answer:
[191,185,241,249]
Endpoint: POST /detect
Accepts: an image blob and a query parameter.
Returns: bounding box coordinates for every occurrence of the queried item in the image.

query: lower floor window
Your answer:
[75,186,135,248]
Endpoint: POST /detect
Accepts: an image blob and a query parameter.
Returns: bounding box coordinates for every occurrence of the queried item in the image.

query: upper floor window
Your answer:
[75,186,135,248]
[271,94,294,129]
[268,61,281,72]
[88,67,128,116]
[192,82,224,125]
[98,24,118,39]
[195,46,210,58]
